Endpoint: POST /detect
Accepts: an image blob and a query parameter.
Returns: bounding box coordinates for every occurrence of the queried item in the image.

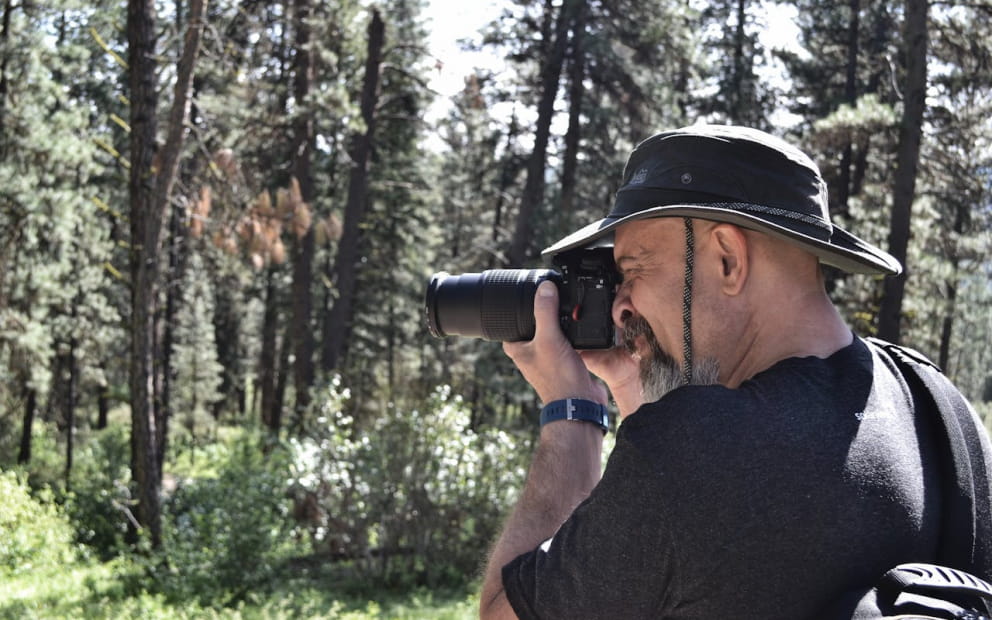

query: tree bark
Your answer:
[835,0,861,215]
[97,381,109,429]
[506,0,572,267]
[212,278,239,420]
[290,0,316,413]
[259,267,280,432]
[729,0,747,123]
[126,0,206,546]
[17,384,36,465]
[274,321,292,429]
[127,0,164,546]
[559,1,586,217]
[322,9,384,373]
[159,203,187,470]
[0,0,12,140]
[487,112,521,269]
[938,199,967,371]
[64,325,78,491]
[877,0,927,344]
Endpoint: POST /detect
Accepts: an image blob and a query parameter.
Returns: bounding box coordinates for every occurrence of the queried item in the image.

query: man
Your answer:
[478,125,992,619]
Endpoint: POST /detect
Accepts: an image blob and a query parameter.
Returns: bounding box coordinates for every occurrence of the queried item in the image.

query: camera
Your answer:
[424,248,619,349]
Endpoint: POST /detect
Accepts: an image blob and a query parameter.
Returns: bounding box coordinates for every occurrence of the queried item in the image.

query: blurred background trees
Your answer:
[2,0,991,609]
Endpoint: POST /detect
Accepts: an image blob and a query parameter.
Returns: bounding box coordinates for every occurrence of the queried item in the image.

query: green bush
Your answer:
[62,423,133,559]
[0,419,64,490]
[290,378,527,586]
[0,469,78,575]
[150,435,295,606]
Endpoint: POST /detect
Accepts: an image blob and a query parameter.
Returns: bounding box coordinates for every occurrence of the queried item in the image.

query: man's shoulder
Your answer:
[615,337,880,467]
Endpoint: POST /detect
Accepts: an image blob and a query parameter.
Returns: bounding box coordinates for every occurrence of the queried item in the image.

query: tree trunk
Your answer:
[212,279,239,420]
[260,267,280,432]
[938,199,968,371]
[290,0,316,414]
[729,0,747,123]
[274,321,292,430]
[487,112,521,269]
[17,384,36,465]
[64,327,78,491]
[877,0,927,344]
[126,0,206,546]
[127,0,164,546]
[97,381,109,429]
[559,0,586,218]
[159,203,186,471]
[938,281,956,371]
[0,0,11,139]
[836,0,861,215]
[322,9,385,373]
[506,0,572,267]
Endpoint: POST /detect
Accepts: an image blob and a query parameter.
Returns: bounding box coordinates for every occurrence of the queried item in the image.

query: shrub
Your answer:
[151,434,294,606]
[62,423,133,558]
[0,469,78,575]
[290,379,527,586]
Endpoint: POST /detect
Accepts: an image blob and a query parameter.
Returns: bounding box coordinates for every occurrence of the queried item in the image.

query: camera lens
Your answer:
[425,269,559,342]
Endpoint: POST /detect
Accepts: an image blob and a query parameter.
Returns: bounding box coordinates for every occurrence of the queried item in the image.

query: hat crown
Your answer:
[616,125,831,231]
[542,124,901,276]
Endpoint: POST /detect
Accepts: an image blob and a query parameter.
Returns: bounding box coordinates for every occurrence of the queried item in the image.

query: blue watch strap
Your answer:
[539,398,610,434]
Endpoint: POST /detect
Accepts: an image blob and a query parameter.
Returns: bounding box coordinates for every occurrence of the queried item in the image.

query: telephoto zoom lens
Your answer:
[425,269,560,342]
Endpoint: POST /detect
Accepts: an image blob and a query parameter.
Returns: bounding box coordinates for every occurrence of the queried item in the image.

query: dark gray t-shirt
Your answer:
[503,337,943,619]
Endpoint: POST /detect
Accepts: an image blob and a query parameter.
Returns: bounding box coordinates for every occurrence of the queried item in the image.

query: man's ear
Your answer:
[709,224,749,296]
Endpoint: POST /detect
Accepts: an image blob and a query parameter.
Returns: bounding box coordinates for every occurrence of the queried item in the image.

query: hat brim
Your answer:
[541,204,902,276]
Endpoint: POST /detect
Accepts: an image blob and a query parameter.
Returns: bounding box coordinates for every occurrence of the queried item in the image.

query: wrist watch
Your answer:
[539,398,610,434]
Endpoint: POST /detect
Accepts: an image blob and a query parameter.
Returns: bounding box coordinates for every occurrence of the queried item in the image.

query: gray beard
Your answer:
[621,315,721,403]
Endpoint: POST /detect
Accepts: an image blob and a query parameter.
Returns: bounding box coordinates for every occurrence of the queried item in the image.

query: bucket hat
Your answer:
[541,124,902,275]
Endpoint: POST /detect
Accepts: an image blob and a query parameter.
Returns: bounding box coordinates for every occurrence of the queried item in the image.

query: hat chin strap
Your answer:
[681,218,694,385]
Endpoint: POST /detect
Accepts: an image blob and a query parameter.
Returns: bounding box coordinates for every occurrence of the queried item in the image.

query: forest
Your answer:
[1,0,991,616]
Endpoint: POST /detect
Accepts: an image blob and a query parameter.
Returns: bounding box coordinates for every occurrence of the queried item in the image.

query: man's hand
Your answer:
[502,280,608,406]
[580,344,644,417]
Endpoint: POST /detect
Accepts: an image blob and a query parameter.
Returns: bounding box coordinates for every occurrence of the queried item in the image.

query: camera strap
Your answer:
[681,218,694,385]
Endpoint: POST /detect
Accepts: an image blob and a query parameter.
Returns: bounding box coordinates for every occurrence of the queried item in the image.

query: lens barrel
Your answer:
[425,269,559,342]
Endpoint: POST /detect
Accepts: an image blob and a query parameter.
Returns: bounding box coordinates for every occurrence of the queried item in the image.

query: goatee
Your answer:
[621,315,720,402]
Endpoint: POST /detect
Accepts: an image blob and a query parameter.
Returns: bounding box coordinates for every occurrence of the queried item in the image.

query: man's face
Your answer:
[612,218,720,401]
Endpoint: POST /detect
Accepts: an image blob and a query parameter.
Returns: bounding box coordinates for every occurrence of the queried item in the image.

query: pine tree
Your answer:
[171,252,224,454]
[695,0,775,128]
[0,0,122,474]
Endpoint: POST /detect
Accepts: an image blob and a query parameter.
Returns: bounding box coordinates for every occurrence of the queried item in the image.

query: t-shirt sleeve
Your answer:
[501,430,677,620]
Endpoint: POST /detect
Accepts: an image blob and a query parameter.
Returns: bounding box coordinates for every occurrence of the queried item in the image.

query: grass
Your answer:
[0,559,479,619]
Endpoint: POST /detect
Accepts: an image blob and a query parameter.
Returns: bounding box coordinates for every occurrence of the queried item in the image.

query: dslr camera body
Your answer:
[425,247,619,349]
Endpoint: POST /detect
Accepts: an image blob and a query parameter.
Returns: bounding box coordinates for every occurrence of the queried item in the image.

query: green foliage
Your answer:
[290,379,526,586]
[148,435,294,606]
[0,555,478,619]
[0,0,123,410]
[0,469,78,576]
[171,252,225,427]
[62,424,133,559]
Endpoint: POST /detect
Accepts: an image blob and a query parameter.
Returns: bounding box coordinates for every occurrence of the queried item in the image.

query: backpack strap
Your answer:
[875,563,992,618]
[867,338,992,578]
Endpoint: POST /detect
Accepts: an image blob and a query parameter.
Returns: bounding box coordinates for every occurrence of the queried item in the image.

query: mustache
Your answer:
[621,314,654,355]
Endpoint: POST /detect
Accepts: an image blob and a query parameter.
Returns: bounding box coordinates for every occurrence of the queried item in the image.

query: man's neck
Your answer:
[720,290,851,389]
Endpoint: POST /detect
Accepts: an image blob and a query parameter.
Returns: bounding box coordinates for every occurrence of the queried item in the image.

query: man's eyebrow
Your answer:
[616,255,636,270]
[615,246,650,270]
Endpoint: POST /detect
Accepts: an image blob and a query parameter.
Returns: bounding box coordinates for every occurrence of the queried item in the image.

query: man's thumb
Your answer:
[533,280,559,329]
